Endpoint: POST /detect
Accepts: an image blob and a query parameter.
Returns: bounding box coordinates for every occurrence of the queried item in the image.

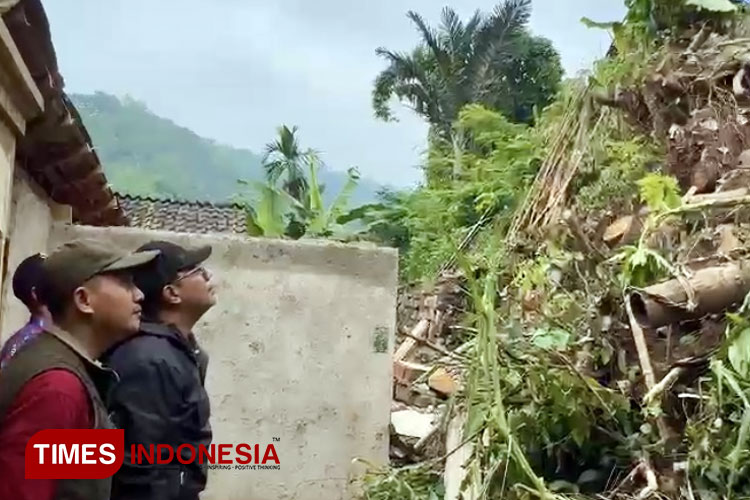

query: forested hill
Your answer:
[71,92,382,204]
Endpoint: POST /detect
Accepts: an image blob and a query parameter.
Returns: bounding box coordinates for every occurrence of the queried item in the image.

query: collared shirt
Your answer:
[0,316,45,371]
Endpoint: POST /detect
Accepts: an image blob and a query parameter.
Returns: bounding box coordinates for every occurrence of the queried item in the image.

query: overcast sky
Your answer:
[44,0,626,187]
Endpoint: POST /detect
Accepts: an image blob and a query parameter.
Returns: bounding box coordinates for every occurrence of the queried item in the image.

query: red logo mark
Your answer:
[25,429,124,479]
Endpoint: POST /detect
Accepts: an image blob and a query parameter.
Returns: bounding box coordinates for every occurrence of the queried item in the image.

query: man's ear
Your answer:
[72,286,95,315]
[161,284,182,305]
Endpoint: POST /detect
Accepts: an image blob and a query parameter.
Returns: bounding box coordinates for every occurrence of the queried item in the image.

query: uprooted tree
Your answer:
[358,1,750,499]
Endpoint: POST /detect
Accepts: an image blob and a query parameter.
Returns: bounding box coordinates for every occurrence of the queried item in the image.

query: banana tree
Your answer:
[235,160,361,239]
[303,160,360,237]
[235,180,296,238]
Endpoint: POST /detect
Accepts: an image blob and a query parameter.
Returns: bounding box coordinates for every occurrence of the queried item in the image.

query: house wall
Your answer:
[49,223,398,500]
[0,171,55,342]
[0,121,15,235]
[0,17,44,340]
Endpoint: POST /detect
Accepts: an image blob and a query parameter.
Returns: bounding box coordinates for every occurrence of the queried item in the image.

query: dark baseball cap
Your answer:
[41,239,159,299]
[12,253,46,307]
[132,241,212,300]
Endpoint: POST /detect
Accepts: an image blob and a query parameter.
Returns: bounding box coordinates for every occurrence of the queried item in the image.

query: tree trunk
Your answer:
[629,261,750,328]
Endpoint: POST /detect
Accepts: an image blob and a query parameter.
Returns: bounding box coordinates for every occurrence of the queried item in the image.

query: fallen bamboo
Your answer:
[630,261,750,328]
[627,295,673,441]
[684,187,749,204]
[655,194,750,223]
[625,296,657,390]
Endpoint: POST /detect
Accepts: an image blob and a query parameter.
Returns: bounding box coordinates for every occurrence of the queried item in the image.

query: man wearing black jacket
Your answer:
[104,241,216,500]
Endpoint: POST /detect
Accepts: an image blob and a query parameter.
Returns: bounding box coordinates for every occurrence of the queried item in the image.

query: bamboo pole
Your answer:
[630,261,750,328]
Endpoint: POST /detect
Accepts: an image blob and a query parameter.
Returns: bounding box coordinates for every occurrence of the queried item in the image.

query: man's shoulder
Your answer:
[24,369,89,401]
[5,369,92,427]
[0,321,43,363]
[104,328,188,375]
[106,332,174,362]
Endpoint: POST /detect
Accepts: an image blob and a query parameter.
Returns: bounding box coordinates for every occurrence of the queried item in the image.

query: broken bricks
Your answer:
[428,367,458,396]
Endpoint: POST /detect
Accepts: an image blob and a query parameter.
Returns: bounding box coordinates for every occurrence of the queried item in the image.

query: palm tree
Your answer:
[262,125,315,201]
[372,0,561,135]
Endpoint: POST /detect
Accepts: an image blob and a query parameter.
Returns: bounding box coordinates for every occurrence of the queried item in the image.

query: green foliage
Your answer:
[338,189,412,251]
[237,159,362,239]
[305,164,361,238]
[71,92,381,205]
[612,244,675,288]
[402,105,541,280]
[350,103,542,280]
[263,125,312,201]
[373,0,562,135]
[453,258,638,499]
[637,172,681,212]
[530,326,571,350]
[585,0,741,90]
[359,464,444,500]
[686,309,750,499]
[241,181,295,238]
[575,136,660,213]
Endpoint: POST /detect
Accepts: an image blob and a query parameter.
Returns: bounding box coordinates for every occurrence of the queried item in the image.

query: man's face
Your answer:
[171,265,216,315]
[82,272,144,338]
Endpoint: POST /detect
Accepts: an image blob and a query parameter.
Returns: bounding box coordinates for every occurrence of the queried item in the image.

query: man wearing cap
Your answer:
[104,240,216,500]
[0,239,158,500]
[0,253,53,371]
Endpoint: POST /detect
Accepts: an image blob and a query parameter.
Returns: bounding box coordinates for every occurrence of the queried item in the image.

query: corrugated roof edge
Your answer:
[116,192,247,209]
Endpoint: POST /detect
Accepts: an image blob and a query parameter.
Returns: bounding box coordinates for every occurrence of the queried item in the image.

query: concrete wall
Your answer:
[50,223,398,500]
[0,171,55,341]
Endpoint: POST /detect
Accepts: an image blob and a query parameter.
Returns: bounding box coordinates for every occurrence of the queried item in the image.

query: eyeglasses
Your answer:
[174,266,210,283]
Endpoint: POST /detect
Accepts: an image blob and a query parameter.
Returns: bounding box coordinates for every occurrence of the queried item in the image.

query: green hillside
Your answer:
[71,92,382,204]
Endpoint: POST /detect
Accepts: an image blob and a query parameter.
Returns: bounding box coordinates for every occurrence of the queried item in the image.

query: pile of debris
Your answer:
[389,272,466,465]
[379,8,750,500]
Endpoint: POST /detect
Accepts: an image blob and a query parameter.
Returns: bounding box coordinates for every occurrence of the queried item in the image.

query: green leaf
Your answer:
[249,182,298,238]
[328,167,360,223]
[637,173,681,213]
[465,404,487,437]
[336,202,387,225]
[728,328,750,378]
[532,327,571,350]
[307,163,360,236]
[580,17,620,30]
[685,0,737,12]
[307,158,324,215]
[245,212,264,237]
[570,416,589,446]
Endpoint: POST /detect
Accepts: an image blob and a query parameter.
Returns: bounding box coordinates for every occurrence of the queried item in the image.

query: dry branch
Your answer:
[400,328,464,360]
[643,367,687,405]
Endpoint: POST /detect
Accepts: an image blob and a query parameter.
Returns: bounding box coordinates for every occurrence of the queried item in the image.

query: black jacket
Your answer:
[103,321,212,500]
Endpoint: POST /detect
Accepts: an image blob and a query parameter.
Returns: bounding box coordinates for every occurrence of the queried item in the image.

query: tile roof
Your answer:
[117,194,248,235]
